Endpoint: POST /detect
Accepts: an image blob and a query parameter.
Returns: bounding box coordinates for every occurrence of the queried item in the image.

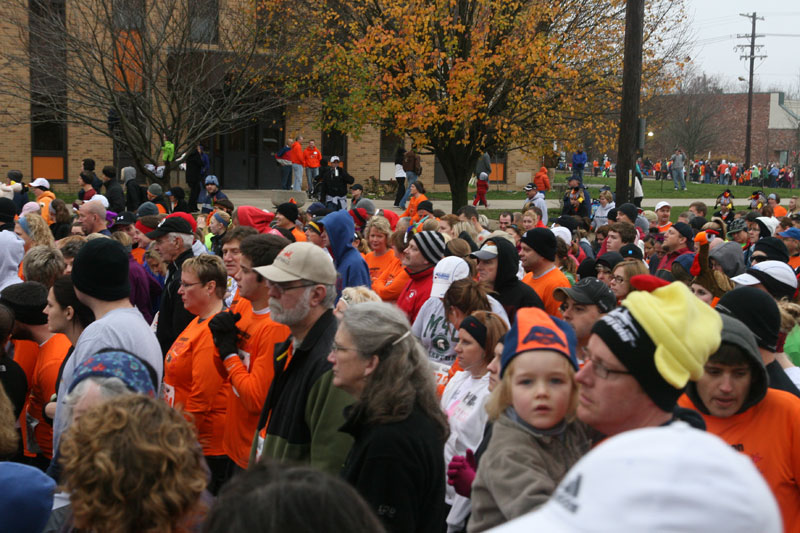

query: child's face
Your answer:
[510,351,574,430]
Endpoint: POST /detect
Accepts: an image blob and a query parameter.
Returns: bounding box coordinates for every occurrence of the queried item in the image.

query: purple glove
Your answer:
[447,448,476,497]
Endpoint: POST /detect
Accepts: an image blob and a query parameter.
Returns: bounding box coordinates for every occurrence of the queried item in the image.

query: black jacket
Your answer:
[103,180,125,213]
[156,249,196,354]
[492,238,544,323]
[125,180,145,213]
[340,403,446,533]
[323,167,355,197]
[251,309,354,475]
[561,185,591,218]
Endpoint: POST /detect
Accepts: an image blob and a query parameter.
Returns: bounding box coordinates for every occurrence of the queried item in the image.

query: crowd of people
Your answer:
[1,158,800,533]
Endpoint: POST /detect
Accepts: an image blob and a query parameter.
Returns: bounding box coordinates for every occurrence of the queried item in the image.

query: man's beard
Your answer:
[270,289,312,327]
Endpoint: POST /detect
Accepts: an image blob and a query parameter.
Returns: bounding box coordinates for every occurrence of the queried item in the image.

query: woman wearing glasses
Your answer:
[328,301,449,533]
[163,254,231,494]
[609,259,648,303]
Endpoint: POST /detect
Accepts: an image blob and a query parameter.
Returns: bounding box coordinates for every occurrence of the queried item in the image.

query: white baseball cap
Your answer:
[655,201,671,211]
[255,241,337,285]
[731,260,798,289]
[551,226,572,247]
[430,256,470,299]
[489,423,782,533]
[89,194,109,209]
[30,177,50,189]
[330,156,340,163]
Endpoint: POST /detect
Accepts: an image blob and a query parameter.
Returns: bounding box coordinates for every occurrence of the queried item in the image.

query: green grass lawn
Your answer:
[427,172,794,202]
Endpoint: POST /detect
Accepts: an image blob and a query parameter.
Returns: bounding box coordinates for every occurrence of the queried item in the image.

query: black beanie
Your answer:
[618,203,638,223]
[277,202,299,223]
[591,307,682,412]
[0,281,48,325]
[0,198,16,225]
[716,287,779,352]
[753,237,789,263]
[520,228,556,262]
[71,239,130,301]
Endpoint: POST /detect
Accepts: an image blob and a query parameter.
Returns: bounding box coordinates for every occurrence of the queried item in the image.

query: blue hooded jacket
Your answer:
[323,210,371,295]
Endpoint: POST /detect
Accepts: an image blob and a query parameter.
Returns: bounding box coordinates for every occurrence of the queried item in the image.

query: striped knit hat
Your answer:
[412,231,445,265]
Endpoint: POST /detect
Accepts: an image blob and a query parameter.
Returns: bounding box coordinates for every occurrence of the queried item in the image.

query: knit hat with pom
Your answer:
[591,282,722,411]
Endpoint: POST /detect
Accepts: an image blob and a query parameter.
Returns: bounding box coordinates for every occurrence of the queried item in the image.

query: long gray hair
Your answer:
[340,302,449,441]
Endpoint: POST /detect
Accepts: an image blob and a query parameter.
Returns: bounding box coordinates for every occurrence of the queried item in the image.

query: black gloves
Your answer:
[209,311,242,361]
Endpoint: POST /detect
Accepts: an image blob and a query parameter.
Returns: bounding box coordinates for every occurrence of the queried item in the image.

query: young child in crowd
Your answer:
[468,307,591,532]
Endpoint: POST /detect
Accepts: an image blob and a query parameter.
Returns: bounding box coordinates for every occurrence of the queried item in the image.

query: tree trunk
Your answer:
[434,142,480,213]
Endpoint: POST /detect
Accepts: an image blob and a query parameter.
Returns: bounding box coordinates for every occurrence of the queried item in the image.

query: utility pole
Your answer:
[615,0,644,204]
[736,13,766,169]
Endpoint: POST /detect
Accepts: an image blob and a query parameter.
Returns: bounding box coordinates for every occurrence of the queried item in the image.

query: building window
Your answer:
[189,0,219,44]
[322,129,348,167]
[112,0,145,31]
[380,130,403,162]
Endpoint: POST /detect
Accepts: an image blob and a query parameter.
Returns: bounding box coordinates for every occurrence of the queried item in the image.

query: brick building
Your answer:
[648,91,800,166]
[0,2,540,195]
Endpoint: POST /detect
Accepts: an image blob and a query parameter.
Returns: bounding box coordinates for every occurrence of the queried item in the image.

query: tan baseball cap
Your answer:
[254,242,337,285]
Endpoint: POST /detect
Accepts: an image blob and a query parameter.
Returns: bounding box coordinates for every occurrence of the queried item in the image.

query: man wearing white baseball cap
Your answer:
[654,200,672,233]
[249,242,354,474]
[487,423,782,533]
[30,177,56,224]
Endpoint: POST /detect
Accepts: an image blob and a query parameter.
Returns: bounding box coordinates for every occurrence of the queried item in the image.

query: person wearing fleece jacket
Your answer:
[322,210,371,297]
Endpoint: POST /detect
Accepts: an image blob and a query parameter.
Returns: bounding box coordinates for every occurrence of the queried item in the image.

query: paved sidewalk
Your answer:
[224,190,721,213]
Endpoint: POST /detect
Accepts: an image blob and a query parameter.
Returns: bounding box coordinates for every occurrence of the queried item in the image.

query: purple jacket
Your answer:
[129,256,162,324]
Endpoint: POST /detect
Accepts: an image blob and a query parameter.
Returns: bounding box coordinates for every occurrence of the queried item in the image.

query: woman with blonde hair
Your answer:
[609,258,648,303]
[59,395,209,533]
[334,286,382,319]
[592,190,615,230]
[163,254,231,493]
[329,302,449,532]
[364,216,400,285]
[15,213,54,251]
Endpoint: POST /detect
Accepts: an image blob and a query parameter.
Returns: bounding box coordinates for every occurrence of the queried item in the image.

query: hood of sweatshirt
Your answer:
[685,314,768,415]
[0,231,24,291]
[323,209,356,265]
[492,237,522,292]
[709,241,746,278]
[237,206,275,234]
[121,166,137,184]
[533,191,545,201]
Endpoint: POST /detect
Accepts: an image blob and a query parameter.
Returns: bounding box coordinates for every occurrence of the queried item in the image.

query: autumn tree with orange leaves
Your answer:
[311,0,689,210]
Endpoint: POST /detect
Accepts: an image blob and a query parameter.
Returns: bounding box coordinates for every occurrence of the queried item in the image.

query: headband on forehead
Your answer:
[305,221,322,235]
[213,212,228,227]
[18,216,31,237]
[460,315,487,348]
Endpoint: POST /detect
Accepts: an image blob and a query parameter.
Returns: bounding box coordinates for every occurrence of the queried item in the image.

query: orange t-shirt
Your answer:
[27,334,71,458]
[131,246,145,265]
[522,267,571,318]
[13,339,39,458]
[774,205,788,218]
[679,391,800,532]
[400,194,428,223]
[163,316,230,456]
[789,256,800,270]
[221,298,290,468]
[657,222,673,233]
[373,258,410,302]
[291,226,308,242]
[365,250,401,284]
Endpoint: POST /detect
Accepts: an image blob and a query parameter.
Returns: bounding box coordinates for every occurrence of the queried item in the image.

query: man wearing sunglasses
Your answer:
[249,242,354,474]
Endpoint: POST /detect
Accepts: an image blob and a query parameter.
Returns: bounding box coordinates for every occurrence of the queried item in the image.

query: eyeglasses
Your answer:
[583,352,631,379]
[267,281,317,297]
[331,342,360,354]
[179,281,204,289]
[610,275,626,284]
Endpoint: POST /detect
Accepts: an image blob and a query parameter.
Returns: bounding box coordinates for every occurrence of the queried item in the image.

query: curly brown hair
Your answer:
[60,395,208,533]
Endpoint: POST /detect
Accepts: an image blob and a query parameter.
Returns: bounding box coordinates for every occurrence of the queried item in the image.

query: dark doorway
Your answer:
[214,108,285,189]
[322,129,348,167]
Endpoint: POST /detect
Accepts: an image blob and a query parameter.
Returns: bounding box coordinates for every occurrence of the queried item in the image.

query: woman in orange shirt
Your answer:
[399,182,428,223]
[364,216,400,284]
[373,230,411,302]
[163,254,231,494]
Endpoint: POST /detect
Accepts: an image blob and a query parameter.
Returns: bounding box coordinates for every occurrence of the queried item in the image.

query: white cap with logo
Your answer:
[430,256,471,299]
[488,423,781,533]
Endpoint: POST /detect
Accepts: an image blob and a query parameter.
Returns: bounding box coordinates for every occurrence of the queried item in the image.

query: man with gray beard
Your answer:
[248,242,354,474]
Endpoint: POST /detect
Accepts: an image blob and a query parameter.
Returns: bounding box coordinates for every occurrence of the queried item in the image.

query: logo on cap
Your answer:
[523,325,567,349]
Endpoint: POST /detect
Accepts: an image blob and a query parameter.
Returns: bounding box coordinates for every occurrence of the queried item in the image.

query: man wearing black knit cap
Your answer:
[657,222,693,271]
[0,198,17,232]
[519,227,571,317]
[576,281,723,438]
[274,202,307,242]
[397,230,445,322]
[716,287,800,398]
[52,238,163,454]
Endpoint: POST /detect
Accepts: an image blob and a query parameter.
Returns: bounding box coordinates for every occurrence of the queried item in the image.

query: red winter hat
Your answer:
[629,274,670,293]
[167,212,197,233]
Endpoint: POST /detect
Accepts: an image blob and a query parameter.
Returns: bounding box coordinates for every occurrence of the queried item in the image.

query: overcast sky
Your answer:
[685,0,800,93]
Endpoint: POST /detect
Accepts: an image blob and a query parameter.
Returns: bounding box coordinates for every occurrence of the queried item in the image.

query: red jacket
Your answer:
[289,141,304,165]
[397,266,434,323]
[657,247,692,272]
[534,166,551,192]
[304,146,321,168]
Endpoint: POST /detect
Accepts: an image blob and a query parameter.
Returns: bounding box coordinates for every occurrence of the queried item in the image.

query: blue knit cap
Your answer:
[69,350,157,397]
